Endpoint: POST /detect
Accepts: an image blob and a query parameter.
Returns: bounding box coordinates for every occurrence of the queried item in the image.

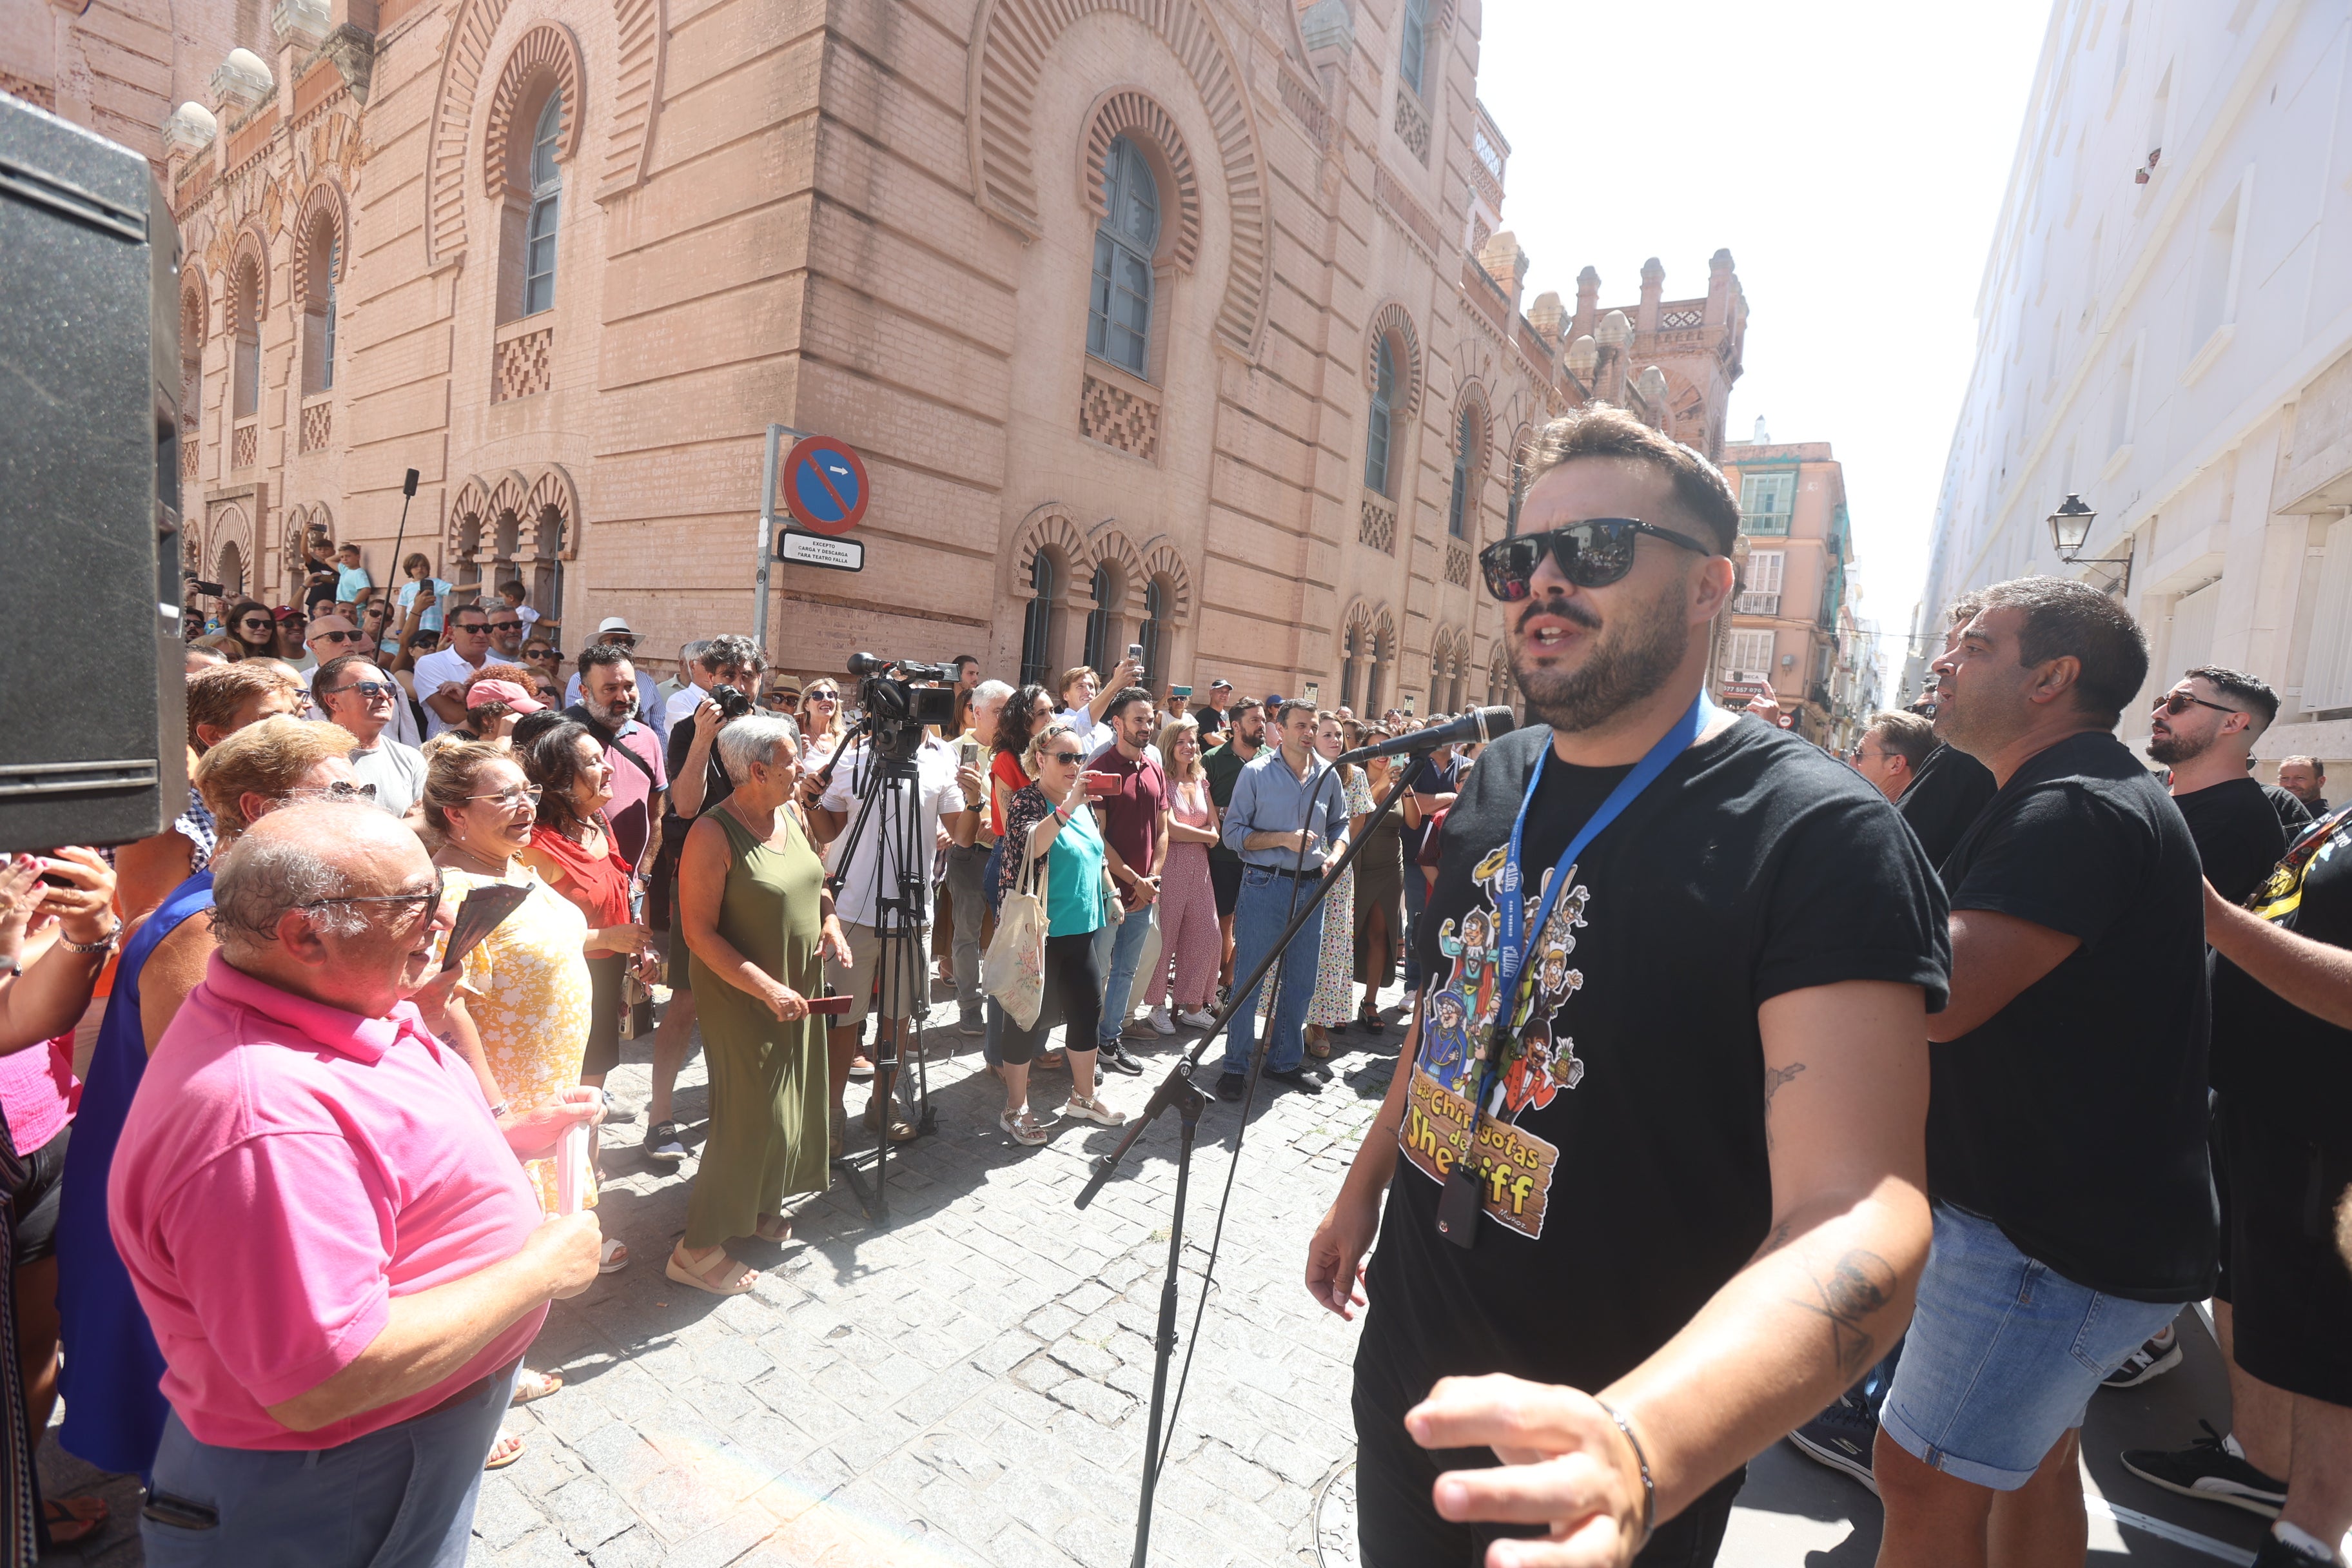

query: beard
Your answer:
[1509,582,1690,735]
[2146,728,2204,766]
[583,691,636,727]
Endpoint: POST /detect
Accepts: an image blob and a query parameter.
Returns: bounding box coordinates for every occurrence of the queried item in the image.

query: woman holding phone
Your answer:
[990,720,1128,1145]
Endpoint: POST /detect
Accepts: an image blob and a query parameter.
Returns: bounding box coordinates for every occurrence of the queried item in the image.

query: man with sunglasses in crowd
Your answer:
[2154,668,2302,905]
[486,604,528,663]
[312,654,428,820]
[1304,405,1948,1565]
[412,605,497,740]
[302,612,423,750]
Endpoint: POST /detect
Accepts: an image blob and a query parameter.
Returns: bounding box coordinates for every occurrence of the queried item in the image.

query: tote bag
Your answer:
[983,846,1048,1029]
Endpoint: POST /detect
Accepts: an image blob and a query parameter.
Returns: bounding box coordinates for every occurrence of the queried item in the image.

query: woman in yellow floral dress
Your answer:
[424,742,633,1453]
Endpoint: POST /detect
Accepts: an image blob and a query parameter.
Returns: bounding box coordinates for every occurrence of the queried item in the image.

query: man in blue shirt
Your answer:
[1218,699,1351,1101]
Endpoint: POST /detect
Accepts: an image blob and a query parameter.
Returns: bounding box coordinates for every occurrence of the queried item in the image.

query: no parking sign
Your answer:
[782,436,868,536]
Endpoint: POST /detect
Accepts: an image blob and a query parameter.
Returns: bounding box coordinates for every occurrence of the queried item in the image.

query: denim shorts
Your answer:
[1879,1202,2184,1490]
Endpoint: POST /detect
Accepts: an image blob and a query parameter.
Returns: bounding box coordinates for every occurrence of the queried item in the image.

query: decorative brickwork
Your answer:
[300,398,331,451]
[483,24,583,197]
[495,325,553,400]
[181,438,199,483]
[1360,491,1396,554]
[1373,164,1444,257]
[1445,539,1472,587]
[1394,89,1431,163]
[231,420,257,470]
[288,181,348,309]
[1079,369,1160,461]
[1658,302,1705,330]
[1277,66,1329,151]
[1365,301,1424,417]
[1079,92,1199,273]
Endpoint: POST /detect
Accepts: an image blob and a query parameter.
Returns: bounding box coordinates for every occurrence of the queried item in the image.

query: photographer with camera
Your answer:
[808,663,981,1150]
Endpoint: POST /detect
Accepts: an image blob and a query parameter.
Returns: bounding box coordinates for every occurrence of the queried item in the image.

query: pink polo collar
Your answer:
[201,953,433,1065]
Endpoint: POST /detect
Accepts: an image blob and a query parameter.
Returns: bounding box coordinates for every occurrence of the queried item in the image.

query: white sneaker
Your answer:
[1146,1006,1177,1036]
[1177,1008,1218,1030]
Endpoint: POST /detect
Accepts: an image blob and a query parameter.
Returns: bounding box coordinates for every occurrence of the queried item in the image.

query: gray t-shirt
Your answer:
[348,738,428,819]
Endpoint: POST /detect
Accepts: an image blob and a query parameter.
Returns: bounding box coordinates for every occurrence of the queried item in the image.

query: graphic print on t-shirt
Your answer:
[1397,844,1590,1240]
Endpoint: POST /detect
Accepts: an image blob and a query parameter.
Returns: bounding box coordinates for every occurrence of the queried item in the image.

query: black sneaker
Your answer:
[2120,1420,2286,1518]
[1265,1065,1324,1094]
[1786,1395,1879,1497]
[643,1120,685,1165]
[1216,1072,1248,1102]
[2251,1530,2340,1567]
[1099,1041,1146,1075]
[2102,1321,2182,1389]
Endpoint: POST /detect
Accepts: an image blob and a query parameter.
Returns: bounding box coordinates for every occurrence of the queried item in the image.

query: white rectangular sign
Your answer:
[778,531,865,572]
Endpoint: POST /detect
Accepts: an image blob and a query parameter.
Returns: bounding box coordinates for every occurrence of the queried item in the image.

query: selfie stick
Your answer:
[384,467,421,603]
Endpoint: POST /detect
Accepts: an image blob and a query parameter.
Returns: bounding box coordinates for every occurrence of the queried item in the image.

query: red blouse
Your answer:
[528,819,631,926]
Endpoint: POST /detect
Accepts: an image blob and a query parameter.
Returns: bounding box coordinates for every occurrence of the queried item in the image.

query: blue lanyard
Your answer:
[1490,692,1711,1024]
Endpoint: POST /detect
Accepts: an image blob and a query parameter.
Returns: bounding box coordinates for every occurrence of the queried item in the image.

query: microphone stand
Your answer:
[1076,755,1424,1568]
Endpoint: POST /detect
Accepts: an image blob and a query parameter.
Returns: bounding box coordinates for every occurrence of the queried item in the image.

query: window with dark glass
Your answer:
[1140,578,1167,691]
[523,94,562,316]
[1087,135,1159,377]
[1021,553,1057,691]
[1083,564,1113,675]
[1400,0,1429,96]
[1365,338,1395,494]
[1447,407,1475,539]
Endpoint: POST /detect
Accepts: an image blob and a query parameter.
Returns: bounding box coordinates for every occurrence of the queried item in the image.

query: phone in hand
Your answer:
[806,994,854,1016]
[1127,643,1144,665]
[1084,771,1121,799]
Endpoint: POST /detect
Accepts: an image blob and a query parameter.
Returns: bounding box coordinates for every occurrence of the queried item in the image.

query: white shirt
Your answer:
[513,604,540,630]
[816,736,967,929]
[1057,705,1109,755]
[347,737,428,818]
[303,664,422,749]
[411,647,489,739]
[665,681,710,730]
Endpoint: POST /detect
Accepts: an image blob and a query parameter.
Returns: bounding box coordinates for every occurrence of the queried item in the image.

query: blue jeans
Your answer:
[1402,870,1428,991]
[143,1361,519,1567]
[1094,904,1155,1046]
[1222,868,1326,1078]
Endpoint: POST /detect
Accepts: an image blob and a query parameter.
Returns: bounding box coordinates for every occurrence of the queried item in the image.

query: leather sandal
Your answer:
[665,1243,758,1296]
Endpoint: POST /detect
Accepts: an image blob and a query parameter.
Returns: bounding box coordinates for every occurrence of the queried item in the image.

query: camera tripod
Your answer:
[821,718,938,1222]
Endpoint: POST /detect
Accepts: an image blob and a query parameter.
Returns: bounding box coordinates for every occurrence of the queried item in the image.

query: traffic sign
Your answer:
[777,529,864,573]
[782,436,868,536]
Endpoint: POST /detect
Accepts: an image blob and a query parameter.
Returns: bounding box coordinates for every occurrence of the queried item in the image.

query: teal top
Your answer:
[1044,805,1108,937]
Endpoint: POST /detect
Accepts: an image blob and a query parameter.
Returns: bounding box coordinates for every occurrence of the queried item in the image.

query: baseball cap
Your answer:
[273,605,303,622]
[466,679,545,714]
[1209,678,1233,691]
[595,615,636,636]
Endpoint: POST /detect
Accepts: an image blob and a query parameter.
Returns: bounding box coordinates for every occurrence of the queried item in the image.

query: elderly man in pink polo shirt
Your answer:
[110,804,602,1567]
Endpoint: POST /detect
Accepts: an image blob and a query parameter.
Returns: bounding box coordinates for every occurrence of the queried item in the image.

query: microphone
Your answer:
[1335,706,1516,765]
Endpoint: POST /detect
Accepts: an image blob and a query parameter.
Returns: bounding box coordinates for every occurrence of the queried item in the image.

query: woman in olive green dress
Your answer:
[668,714,849,1295]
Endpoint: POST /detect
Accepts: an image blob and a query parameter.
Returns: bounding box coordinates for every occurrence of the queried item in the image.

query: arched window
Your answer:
[1083,563,1116,676]
[180,288,204,454]
[1366,628,1387,716]
[1366,337,1395,494]
[1139,577,1168,691]
[1400,0,1429,97]
[523,93,562,315]
[1087,135,1159,377]
[1340,626,1359,711]
[1505,456,1525,536]
[302,208,340,395]
[231,257,261,418]
[1021,552,1058,690]
[1447,406,1477,539]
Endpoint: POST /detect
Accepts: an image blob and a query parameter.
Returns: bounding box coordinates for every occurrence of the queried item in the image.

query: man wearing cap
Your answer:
[1193,679,1236,743]
[274,607,314,669]
[411,604,497,740]
[563,616,667,743]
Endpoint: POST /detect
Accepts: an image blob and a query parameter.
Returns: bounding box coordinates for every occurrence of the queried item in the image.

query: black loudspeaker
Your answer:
[0,94,187,852]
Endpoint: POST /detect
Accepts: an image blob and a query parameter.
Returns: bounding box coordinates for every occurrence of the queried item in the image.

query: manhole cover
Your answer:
[1313,1458,1358,1568]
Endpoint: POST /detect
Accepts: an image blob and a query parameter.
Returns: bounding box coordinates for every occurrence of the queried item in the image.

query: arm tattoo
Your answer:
[1763,1061,1805,1150]
[1787,1249,1896,1379]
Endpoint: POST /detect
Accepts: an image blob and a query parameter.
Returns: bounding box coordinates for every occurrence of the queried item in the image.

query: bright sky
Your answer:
[1478,0,2053,671]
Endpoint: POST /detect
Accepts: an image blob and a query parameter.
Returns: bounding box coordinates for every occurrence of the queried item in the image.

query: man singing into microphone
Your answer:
[1305,406,1950,1564]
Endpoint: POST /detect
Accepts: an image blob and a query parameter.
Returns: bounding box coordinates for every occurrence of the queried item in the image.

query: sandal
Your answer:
[509,1367,562,1405]
[1305,1026,1331,1059]
[1037,1050,1066,1071]
[665,1242,758,1296]
[484,1429,526,1469]
[598,1235,629,1273]
[754,1215,792,1242]
[42,1497,106,1545]
[1063,1094,1127,1127]
[999,1108,1049,1146]
[1360,1002,1386,1035]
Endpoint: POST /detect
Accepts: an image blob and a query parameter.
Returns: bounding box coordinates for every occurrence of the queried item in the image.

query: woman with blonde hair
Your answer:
[1139,716,1220,1032]
[797,678,848,767]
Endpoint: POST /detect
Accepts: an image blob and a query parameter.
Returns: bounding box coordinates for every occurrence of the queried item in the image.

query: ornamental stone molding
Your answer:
[1077,89,1199,273]
[447,465,581,563]
[426,0,664,267]
[1365,300,1423,418]
[967,0,1271,359]
[288,179,349,309]
[1006,505,1193,624]
[483,24,584,199]
[224,226,270,335]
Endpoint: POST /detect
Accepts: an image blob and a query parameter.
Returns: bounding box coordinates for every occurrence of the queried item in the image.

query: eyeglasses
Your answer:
[311,629,364,646]
[489,618,521,631]
[761,691,801,708]
[602,636,637,649]
[324,680,397,702]
[1041,750,1084,765]
[289,780,380,803]
[1478,518,1716,601]
[239,618,274,632]
[525,648,558,662]
[453,622,490,636]
[298,870,444,922]
[2154,692,2239,718]
[467,785,544,809]
[806,691,838,703]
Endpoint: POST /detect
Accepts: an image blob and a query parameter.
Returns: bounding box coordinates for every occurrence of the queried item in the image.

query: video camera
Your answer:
[845,651,957,763]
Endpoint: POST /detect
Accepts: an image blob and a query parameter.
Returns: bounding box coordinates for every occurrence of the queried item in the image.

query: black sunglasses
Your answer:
[1478,518,1715,601]
[324,680,397,702]
[2154,692,2238,718]
[311,629,364,645]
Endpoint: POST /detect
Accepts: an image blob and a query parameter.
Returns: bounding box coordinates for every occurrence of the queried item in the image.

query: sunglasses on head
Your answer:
[2153,692,2238,718]
[1478,518,1716,601]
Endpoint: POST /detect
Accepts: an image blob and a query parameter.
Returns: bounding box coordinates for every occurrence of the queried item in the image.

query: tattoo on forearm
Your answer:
[1787,1249,1896,1379]
[1762,1062,1805,1150]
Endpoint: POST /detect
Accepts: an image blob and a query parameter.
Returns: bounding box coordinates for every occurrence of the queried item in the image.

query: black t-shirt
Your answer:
[1191,703,1230,743]
[655,717,734,876]
[1931,731,2216,1301]
[2211,807,2352,1124]
[2173,777,2289,906]
[2262,783,2314,837]
[1359,719,1949,1411]
[1897,741,1999,872]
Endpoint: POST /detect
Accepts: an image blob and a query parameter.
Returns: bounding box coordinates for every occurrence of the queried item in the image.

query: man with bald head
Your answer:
[110,805,602,1565]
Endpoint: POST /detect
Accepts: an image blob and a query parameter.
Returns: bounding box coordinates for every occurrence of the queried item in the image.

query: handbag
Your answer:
[983,845,1049,1029]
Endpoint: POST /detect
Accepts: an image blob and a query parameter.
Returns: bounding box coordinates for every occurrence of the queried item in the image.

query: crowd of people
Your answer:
[3,411,2344,1563]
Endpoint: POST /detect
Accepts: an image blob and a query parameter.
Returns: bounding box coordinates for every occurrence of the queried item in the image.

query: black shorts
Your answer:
[1352,1342,1744,1568]
[9,1125,68,1266]
[1210,858,1243,919]
[2218,1093,2352,1406]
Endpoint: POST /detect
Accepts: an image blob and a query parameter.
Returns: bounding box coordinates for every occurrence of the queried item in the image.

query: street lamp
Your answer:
[2044,493,2132,596]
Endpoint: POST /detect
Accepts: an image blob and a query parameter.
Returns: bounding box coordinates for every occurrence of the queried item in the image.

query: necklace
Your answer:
[443,838,513,877]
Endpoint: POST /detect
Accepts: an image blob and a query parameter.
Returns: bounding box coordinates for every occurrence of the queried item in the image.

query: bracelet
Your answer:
[1590,1396,1654,1546]
[58,919,121,956]
[487,1101,511,1119]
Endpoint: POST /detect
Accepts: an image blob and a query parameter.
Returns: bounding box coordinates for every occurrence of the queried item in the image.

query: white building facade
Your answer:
[1918,0,2352,779]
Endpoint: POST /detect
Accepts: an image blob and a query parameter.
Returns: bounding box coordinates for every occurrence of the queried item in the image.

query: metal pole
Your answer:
[753,422,782,651]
